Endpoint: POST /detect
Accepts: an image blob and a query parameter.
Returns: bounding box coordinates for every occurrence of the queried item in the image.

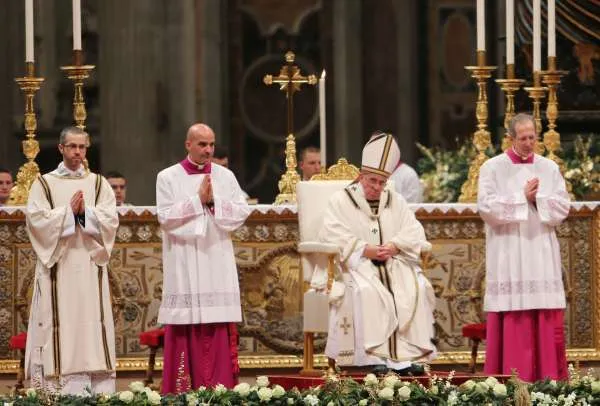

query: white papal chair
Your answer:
[296,158,359,375]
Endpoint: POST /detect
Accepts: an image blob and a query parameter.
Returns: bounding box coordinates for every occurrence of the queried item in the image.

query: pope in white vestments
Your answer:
[25,127,118,395]
[156,123,250,393]
[478,113,570,382]
[313,133,436,375]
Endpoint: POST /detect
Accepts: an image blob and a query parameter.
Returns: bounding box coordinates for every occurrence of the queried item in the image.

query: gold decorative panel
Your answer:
[0,205,598,372]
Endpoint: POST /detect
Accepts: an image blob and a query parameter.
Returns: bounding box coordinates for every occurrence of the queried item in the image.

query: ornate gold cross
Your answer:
[264,51,317,204]
[263,51,317,136]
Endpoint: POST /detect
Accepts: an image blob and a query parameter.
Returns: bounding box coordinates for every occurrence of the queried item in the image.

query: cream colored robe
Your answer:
[314,182,436,365]
[25,171,118,384]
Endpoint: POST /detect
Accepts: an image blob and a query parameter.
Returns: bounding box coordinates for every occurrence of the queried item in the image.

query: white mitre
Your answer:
[361,132,401,176]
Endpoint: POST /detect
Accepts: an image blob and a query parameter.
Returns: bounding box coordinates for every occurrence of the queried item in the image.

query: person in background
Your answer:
[0,168,14,206]
[105,171,130,206]
[299,146,322,181]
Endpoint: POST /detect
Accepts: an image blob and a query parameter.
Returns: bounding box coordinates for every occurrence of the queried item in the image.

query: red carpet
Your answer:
[268,372,512,390]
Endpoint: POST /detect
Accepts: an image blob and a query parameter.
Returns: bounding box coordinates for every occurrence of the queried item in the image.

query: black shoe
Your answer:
[371,365,389,376]
[394,363,425,376]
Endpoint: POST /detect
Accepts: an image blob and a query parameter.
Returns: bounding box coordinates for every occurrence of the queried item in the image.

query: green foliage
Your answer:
[4,369,600,406]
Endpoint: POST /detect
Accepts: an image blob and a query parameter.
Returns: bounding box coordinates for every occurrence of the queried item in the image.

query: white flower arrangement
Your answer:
[256,375,270,388]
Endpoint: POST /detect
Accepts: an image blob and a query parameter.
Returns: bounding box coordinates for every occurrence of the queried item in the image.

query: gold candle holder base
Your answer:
[523,72,547,155]
[8,63,45,206]
[274,134,301,205]
[458,60,497,203]
[495,78,525,150]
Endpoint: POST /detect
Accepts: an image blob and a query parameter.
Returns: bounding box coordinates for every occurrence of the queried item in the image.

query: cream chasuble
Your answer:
[25,168,118,385]
[315,183,436,364]
[156,162,251,325]
[478,153,570,312]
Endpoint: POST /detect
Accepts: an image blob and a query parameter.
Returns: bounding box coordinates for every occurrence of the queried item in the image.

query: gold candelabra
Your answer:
[495,64,525,151]
[541,57,573,197]
[523,72,547,155]
[8,62,45,205]
[263,51,317,204]
[458,51,497,203]
[60,50,95,170]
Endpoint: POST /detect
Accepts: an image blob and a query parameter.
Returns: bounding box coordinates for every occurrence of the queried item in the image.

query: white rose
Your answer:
[234,382,251,397]
[378,387,394,400]
[429,385,439,395]
[272,385,286,399]
[304,394,320,405]
[256,375,270,387]
[591,381,600,394]
[475,382,489,393]
[492,383,507,397]
[197,386,207,392]
[358,400,368,406]
[147,390,161,405]
[383,375,399,388]
[257,387,273,402]
[327,402,335,406]
[214,384,227,395]
[460,380,476,391]
[287,398,295,405]
[484,376,498,388]
[25,388,37,397]
[129,381,145,393]
[186,393,198,406]
[549,380,557,388]
[397,386,411,400]
[118,391,134,404]
[363,373,378,386]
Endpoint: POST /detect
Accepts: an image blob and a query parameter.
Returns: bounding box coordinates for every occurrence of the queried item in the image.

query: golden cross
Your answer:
[340,317,352,335]
[263,51,317,135]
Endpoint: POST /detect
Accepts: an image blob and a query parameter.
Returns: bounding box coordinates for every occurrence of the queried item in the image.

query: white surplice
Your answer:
[314,182,436,366]
[156,162,251,325]
[25,164,118,394]
[478,154,570,312]
[390,163,423,203]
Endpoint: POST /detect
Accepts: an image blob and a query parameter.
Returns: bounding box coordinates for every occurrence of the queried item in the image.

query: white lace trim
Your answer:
[161,292,240,308]
[486,279,564,296]
[30,364,115,395]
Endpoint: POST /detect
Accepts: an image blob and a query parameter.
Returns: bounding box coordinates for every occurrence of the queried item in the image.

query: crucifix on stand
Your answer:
[264,51,317,204]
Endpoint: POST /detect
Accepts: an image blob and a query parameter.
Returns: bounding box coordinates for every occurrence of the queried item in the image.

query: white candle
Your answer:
[506,0,514,64]
[533,0,541,71]
[319,70,326,168]
[476,0,485,51]
[25,0,34,62]
[72,0,82,50]
[548,0,556,57]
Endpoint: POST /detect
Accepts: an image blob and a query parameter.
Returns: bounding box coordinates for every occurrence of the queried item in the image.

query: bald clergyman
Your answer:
[156,123,251,393]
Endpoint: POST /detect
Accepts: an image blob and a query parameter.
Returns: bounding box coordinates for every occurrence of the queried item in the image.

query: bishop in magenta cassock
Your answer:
[478,113,570,382]
[156,123,251,394]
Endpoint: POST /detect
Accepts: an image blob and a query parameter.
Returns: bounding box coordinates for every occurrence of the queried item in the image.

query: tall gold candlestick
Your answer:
[8,62,45,205]
[524,72,547,155]
[496,64,525,150]
[541,57,573,197]
[458,51,496,203]
[60,50,94,171]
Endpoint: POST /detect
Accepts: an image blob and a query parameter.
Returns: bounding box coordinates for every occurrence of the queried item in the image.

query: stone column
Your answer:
[98,1,166,205]
[197,0,228,146]
[332,0,363,164]
[0,1,26,172]
[394,0,420,165]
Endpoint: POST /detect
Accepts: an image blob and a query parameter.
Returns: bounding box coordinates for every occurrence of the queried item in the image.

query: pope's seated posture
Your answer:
[312,133,436,375]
